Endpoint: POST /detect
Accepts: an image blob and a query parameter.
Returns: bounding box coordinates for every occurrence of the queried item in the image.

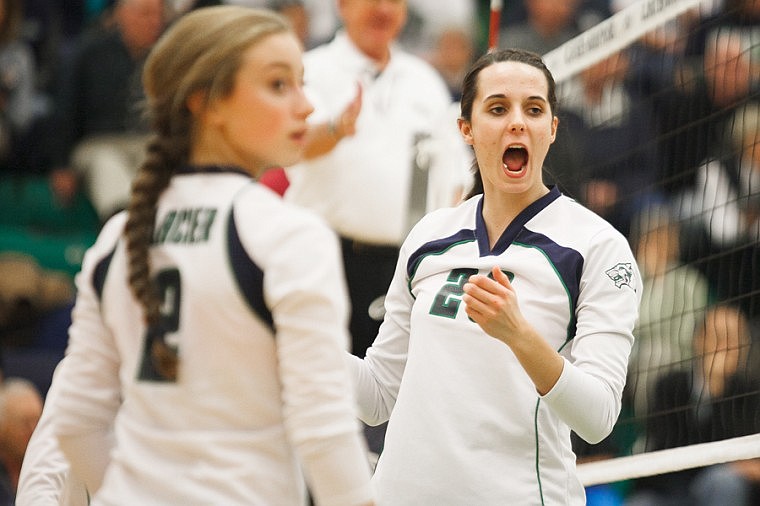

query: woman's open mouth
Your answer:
[502,145,528,176]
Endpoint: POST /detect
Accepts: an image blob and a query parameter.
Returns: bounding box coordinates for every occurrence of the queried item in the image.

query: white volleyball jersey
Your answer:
[349,187,641,505]
[52,167,373,506]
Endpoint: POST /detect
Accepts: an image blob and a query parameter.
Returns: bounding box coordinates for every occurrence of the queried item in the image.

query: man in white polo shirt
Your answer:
[285,0,470,374]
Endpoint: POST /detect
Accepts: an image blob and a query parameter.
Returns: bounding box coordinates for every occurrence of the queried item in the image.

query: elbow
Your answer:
[576,423,614,445]
[572,400,620,445]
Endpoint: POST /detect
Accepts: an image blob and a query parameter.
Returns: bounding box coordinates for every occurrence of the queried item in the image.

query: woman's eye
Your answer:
[271,79,288,92]
[489,105,506,115]
[528,106,543,115]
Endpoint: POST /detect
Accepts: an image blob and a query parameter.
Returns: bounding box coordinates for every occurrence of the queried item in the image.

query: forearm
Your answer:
[345,352,395,426]
[496,322,621,442]
[297,432,374,506]
[303,121,344,159]
[55,431,113,495]
[506,325,565,396]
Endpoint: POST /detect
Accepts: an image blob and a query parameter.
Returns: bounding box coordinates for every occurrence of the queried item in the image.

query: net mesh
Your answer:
[541,0,760,497]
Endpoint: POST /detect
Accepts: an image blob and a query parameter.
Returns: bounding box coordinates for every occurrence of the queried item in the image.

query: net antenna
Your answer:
[488,0,502,51]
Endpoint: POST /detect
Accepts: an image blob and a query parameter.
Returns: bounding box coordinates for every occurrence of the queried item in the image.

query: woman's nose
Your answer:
[509,112,525,132]
[297,89,314,119]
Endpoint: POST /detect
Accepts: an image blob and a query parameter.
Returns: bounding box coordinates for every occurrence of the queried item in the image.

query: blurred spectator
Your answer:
[656,0,759,195]
[498,0,608,55]
[0,377,43,506]
[223,0,334,49]
[271,0,309,46]
[0,252,72,348]
[42,0,166,221]
[627,303,760,506]
[675,100,760,317]
[425,24,475,101]
[626,204,709,433]
[547,49,666,236]
[285,0,340,49]
[676,101,759,251]
[0,0,48,175]
[399,0,476,57]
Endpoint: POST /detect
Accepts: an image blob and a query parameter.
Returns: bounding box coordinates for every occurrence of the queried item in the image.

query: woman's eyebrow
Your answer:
[483,93,547,103]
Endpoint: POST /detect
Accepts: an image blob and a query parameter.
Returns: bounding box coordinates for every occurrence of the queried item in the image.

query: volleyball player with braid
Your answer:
[45,6,374,505]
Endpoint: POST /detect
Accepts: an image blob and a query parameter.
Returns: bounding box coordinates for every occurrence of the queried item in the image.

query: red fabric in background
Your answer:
[259,167,290,196]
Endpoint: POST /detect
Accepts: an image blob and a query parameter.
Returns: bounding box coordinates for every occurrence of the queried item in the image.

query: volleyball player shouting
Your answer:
[348,48,641,505]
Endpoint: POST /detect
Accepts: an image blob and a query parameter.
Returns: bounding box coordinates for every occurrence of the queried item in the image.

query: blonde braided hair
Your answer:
[124,6,291,380]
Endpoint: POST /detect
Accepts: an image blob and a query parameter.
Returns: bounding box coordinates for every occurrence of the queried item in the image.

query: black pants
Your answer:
[340,236,399,359]
[340,236,397,456]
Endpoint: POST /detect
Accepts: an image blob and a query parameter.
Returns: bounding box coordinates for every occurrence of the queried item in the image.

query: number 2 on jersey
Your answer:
[429,267,514,319]
[137,268,182,382]
[429,268,478,318]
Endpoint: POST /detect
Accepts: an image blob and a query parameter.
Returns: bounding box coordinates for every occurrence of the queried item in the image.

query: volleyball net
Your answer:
[539,0,760,489]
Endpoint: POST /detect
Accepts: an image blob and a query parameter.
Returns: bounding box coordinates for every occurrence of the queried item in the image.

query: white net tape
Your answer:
[578,433,760,486]
[543,0,703,82]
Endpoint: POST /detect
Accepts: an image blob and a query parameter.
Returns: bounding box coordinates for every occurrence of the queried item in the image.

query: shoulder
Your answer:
[404,198,476,246]
[233,184,338,251]
[91,211,127,256]
[544,194,628,242]
[304,37,334,58]
[419,197,475,226]
[539,194,637,269]
[74,211,127,295]
[303,34,345,68]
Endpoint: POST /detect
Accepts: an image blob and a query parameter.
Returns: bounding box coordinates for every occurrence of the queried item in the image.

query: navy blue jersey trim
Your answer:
[226,208,274,331]
[406,229,476,280]
[514,228,582,341]
[476,186,562,256]
[92,247,116,302]
[174,164,251,177]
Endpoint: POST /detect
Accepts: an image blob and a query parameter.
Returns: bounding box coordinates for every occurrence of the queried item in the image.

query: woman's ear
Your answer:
[550,116,559,144]
[186,90,207,117]
[458,117,474,146]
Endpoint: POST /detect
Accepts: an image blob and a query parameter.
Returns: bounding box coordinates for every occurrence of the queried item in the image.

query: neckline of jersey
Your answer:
[175,165,250,177]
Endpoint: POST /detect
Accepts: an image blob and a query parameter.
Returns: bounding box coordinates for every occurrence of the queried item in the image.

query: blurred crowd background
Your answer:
[0,1,758,504]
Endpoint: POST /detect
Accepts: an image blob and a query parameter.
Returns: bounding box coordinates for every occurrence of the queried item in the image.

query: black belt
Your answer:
[340,236,399,258]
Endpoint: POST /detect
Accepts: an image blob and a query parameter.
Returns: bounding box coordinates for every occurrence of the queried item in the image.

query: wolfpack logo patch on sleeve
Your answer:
[605,263,635,290]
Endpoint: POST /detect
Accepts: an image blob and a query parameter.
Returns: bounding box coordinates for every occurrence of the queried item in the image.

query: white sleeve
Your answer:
[50,216,125,495]
[541,227,641,443]
[346,242,414,426]
[246,204,373,506]
[16,361,89,506]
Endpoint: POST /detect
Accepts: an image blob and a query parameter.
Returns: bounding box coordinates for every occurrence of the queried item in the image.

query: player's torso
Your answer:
[94,171,310,504]
[374,191,593,505]
[101,172,284,427]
